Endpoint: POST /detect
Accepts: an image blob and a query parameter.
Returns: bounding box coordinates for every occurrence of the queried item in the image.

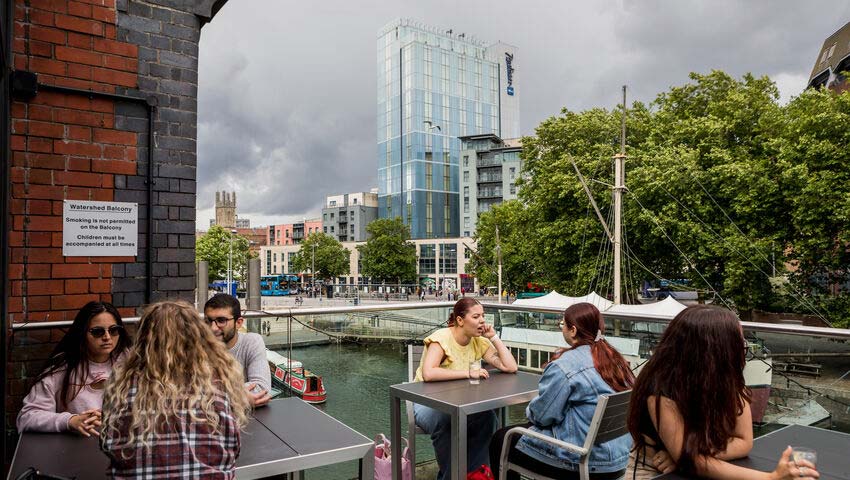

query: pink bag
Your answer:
[374,433,412,480]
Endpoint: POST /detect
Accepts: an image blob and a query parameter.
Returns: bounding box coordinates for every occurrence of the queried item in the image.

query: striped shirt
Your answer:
[101,381,241,479]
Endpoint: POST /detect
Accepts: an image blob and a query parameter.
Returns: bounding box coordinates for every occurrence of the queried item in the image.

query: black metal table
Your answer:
[389,371,541,480]
[653,425,850,480]
[7,397,374,480]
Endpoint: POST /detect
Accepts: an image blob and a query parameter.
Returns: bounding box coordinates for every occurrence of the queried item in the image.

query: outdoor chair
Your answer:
[498,389,632,480]
[406,344,428,480]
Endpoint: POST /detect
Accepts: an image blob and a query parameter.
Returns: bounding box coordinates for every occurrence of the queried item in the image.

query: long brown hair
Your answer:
[627,305,751,475]
[447,297,481,326]
[549,303,634,392]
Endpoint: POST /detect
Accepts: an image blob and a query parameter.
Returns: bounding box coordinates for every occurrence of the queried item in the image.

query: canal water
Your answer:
[275,342,435,480]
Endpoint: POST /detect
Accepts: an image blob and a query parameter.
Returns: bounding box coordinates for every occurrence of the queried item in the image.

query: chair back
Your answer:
[582,389,632,449]
[407,344,425,382]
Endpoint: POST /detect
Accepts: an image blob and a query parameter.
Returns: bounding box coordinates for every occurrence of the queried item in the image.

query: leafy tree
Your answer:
[468,201,536,292]
[290,232,350,282]
[357,218,417,284]
[195,225,255,283]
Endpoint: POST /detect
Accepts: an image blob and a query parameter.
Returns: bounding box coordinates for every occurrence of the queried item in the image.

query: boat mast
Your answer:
[613,86,627,305]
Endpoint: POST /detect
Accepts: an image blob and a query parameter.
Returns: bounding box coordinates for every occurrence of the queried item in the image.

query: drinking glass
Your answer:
[792,447,817,469]
[469,360,481,385]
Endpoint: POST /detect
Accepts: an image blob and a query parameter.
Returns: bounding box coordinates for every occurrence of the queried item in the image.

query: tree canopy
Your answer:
[195,225,255,283]
[290,232,350,282]
[357,217,417,284]
[471,71,850,326]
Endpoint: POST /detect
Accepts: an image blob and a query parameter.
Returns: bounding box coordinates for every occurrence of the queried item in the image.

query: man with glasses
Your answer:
[204,293,272,407]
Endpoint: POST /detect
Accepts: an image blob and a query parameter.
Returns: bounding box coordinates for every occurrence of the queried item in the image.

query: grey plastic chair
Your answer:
[498,389,632,480]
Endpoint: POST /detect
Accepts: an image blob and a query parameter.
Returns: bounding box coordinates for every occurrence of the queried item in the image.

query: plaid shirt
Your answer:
[101,382,241,479]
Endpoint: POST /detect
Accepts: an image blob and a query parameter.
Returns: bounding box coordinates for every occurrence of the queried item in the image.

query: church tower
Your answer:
[215,191,237,229]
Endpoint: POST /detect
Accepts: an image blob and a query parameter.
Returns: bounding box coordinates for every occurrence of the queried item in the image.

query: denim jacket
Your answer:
[516,345,631,473]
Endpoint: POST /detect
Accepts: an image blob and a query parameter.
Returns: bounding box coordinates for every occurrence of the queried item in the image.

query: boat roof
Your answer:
[266,350,303,368]
[501,326,641,357]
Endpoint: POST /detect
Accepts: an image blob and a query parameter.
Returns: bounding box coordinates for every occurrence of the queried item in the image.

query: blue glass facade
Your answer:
[377,20,501,239]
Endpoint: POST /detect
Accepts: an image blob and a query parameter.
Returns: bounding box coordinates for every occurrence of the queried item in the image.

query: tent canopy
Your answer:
[512,291,614,311]
[511,291,686,320]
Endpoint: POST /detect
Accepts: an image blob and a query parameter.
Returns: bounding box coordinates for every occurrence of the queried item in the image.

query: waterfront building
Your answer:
[377,19,520,239]
[458,135,522,237]
[260,236,476,292]
[322,190,379,242]
[808,20,850,92]
[267,219,323,246]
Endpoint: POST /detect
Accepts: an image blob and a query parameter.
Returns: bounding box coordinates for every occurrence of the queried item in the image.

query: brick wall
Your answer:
[6,0,228,433]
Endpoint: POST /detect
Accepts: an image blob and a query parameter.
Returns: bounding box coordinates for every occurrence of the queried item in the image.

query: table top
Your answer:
[389,370,540,413]
[653,425,850,480]
[7,397,371,480]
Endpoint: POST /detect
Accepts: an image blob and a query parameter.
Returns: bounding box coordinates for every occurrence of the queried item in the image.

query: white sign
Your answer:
[63,200,138,256]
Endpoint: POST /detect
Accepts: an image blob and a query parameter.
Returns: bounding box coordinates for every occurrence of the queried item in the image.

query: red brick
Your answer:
[12,38,25,54]
[51,76,95,91]
[55,14,103,36]
[90,98,114,114]
[102,174,113,188]
[52,294,100,310]
[30,40,53,58]
[67,32,92,50]
[67,63,92,80]
[29,25,66,44]
[26,295,53,312]
[8,232,23,247]
[65,279,89,294]
[54,170,102,187]
[24,168,54,185]
[27,200,54,215]
[66,187,92,199]
[29,57,66,76]
[52,232,63,246]
[67,1,92,18]
[52,263,100,278]
[15,55,27,71]
[25,248,64,264]
[9,264,24,279]
[92,67,136,88]
[30,0,67,14]
[92,189,112,201]
[104,24,116,40]
[75,0,115,6]
[67,157,91,171]
[91,158,135,174]
[93,128,135,145]
[27,215,63,232]
[7,296,22,313]
[19,184,65,200]
[54,108,105,128]
[11,119,27,134]
[29,105,54,122]
[91,6,115,23]
[26,153,66,169]
[92,38,136,58]
[28,232,55,247]
[29,120,64,138]
[12,101,28,117]
[89,278,111,293]
[52,201,64,216]
[67,125,91,141]
[30,9,55,27]
[27,280,65,296]
[11,135,24,151]
[28,137,53,153]
[53,140,101,157]
[103,55,136,72]
[55,45,102,67]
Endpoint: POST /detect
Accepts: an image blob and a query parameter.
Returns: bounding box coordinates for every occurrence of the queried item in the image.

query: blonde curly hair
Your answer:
[102,300,250,450]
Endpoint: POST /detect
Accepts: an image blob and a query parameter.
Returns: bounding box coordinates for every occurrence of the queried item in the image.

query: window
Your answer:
[464,247,472,258]
[509,183,516,195]
[463,186,469,196]
[464,231,470,237]
[324,226,327,233]
[330,212,335,219]
[331,226,335,233]
[463,155,469,167]
[509,167,516,179]
[330,200,337,207]
[463,171,469,182]
[323,213,327,221]
[353,198,358,204]
[464,217,470,227]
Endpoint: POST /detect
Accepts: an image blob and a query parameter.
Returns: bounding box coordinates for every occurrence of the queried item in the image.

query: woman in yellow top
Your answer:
[414,297,519,480]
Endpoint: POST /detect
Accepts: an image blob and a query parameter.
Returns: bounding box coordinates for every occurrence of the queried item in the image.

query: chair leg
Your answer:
[580,456,590,480]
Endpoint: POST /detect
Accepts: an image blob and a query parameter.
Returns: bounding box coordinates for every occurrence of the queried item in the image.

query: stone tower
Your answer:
[215,191,237,229]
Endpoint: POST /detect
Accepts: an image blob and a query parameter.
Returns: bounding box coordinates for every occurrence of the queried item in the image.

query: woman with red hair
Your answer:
[490,302,634,479]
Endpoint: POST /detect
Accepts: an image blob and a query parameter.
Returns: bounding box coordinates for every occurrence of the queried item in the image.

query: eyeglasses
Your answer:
[89,325,123,338]
[206,316,234,327]
[558,320,566,329]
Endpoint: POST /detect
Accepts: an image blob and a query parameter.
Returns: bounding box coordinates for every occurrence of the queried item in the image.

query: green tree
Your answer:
[290,232,350,282]
[357,218,417,284]
[468,201,537,292]
[195,225,256,283]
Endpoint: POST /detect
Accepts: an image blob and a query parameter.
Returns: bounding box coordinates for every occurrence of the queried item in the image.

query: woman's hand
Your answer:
[469,368,490,380]
[770,447,818,480]
[481,324,497,339]
[652,449,676,474]
[68,409,102,437]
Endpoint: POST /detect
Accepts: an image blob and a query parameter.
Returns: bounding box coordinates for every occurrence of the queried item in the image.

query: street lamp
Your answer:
[227,229,237,296]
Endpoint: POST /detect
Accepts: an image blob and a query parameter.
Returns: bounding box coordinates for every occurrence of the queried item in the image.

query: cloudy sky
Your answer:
[196,1,850,229]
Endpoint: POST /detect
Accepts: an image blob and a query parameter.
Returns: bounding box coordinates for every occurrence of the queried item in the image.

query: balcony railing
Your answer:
[476,157,501,168]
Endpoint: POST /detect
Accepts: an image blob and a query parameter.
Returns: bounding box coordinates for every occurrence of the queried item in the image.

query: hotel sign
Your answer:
[505,52,515,96]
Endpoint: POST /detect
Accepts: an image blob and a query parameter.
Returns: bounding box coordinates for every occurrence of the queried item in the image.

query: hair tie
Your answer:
[594,329,604,342]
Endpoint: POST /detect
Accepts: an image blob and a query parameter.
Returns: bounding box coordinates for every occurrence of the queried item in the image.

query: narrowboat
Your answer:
[266,350,327,404]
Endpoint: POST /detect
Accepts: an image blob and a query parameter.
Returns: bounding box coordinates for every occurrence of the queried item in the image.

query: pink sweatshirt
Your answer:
[17,359,118,433]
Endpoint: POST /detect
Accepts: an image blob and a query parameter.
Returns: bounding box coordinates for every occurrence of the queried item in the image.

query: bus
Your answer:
[261,274,300,296]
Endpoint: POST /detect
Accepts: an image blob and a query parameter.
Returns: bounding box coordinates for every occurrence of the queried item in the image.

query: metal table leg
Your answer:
[390,392,402,480]
[453,408,467,480]
[360,443,374,480]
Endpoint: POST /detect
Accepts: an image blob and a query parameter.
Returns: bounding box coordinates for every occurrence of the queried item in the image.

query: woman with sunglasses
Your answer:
[17,301,131,436]
[627,305,819,479]
[489,302,634,480]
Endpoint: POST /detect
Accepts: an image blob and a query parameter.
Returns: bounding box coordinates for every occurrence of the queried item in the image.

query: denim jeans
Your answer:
[413,403,497,480]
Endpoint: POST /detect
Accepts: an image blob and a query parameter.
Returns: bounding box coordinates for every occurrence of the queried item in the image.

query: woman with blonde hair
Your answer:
[101,301,250,479]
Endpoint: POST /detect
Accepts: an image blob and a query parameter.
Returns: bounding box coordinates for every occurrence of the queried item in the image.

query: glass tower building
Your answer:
[377,19,519,239]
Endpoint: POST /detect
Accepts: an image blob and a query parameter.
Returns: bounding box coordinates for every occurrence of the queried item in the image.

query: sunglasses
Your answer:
[89,325,123,338]
[206,316,234,327]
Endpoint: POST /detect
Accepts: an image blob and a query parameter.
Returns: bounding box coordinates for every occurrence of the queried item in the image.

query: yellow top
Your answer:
[414,328,493,382]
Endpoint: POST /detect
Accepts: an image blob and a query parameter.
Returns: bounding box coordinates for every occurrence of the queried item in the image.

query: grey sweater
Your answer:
[230,332,271,393]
